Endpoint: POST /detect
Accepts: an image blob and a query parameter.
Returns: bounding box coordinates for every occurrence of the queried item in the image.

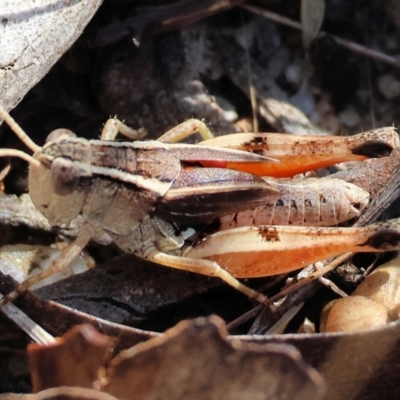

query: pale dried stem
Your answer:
[227,253,351,331]
[265,302,304,334]
[0,162,10,181]
[318,276,349,298]
[0,292,55,344]
[269,253,352,304]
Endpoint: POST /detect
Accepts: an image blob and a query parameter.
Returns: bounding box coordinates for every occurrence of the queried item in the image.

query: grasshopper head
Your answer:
[28,129,92,227]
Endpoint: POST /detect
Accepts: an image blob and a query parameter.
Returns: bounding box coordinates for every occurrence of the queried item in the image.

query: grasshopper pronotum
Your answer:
[0,104,400,305]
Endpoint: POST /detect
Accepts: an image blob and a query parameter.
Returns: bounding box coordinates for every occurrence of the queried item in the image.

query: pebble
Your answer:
[213,96,238,122]
[338,106,361,127]
[234,22,255,51]
[315,113,340,134]
[377,73,400,99]
[290,89,315,116]
[285,58,304,87]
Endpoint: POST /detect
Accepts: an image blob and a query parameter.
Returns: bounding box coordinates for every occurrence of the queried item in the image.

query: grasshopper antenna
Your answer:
[0,105,41,152]
[0,104,41,167]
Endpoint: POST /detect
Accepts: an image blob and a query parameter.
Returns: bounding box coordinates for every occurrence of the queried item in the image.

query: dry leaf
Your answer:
[34,254,220,325]
[3,317,325,399]
[301,0,325,49]
[28,324,114,392]
[0,0,102,111]
[0,386,119,400]
[244,321,400,400]
[0,271,156,352]
[4,268,400,399]
[103,316,325,400]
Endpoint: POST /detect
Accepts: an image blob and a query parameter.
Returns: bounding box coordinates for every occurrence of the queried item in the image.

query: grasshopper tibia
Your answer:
[101,118,147,141]
[1,224,99,305]
[157,119,214,143]
[147,251,269,304]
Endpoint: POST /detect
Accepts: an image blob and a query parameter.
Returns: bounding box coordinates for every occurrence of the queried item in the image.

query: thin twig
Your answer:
[268,253,352,304]
[265,302,304,334]
[226,304,262,331]
[227,253,350,332]
[318,276,348,298]
[242,4,400,70]
[0,292,55,345]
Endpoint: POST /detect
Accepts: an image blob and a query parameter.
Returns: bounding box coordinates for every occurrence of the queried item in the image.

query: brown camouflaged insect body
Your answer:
[219,178,369,229]
[1,103,400,305]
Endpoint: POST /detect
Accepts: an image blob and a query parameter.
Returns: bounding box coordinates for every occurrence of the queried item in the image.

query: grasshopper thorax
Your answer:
[28,129,92,227]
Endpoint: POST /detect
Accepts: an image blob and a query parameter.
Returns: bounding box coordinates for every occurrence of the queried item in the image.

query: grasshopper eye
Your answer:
[46,128,77,143]
[50,157,80,195]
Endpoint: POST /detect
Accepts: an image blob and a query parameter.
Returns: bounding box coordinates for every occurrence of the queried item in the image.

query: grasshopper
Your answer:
[0,104,400,305]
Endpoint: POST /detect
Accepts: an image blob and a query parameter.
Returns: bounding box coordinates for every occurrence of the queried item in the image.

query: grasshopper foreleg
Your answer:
[157,119,214,143]
[101,117,214,143]
[101,118,147,141]
[0,223,99,306]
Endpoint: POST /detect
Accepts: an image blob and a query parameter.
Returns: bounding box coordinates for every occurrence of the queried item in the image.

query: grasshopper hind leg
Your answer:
[110,216,269,305]
[146,250,269,305]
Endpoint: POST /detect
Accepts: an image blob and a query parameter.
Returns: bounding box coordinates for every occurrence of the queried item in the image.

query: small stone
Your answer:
[377,73,400,99]
[338,107,361,128]
[315,95,334,114]
[234,22,255,51]
[290,90,315,116]
[316,113,340,134]
[213,96,238,122]
[285,59,303,87]
[321,296,391,332]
